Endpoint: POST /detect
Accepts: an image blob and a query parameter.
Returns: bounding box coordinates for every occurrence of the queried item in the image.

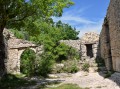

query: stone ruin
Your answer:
[61,0,120,73]
[3,29,43,74]
[3,0,120,74]
[99,0,120,72]
[60,40,81,51]
[60,32,99,61]
[80,32,99,60]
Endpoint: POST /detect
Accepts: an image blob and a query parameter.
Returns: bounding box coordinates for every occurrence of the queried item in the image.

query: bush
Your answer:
[36,54,55,77]
[20,48,36,77]
[55,43,80,62]
[104,71,115,78]
[95,57,105,67]
[68,47,80,60]
[82,63,90,72]
[10,29,25,39]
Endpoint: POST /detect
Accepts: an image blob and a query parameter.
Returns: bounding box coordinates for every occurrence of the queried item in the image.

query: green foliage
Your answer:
[36,54,55,77]
[0,74,36,89]
[44,83,87,89]
[0,0,79,78]
[82,63,90,72]
[4,0,79,76]
[1,0,74,28]
[95,57,105,67]
[55,43,70,61]
[104,71,115,78]
[10,29,25,39]
[20,48,36,77]
[10,19,80,76]
[68,47,80,60]
[23,19,80,62]
[55,20,79,40]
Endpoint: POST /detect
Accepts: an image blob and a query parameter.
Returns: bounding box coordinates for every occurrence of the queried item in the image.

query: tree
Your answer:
[55,20,79,40]
[0,0,74,77]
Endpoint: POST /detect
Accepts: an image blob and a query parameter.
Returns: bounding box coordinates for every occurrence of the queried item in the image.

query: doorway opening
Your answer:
[86,44,93,58]
[20,48,36,76]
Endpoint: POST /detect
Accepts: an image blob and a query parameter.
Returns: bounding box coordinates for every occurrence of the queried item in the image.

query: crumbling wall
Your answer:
[81,32,99,60]
[60,32,99,60]
[60,40,81,51]
[100,0,120,72]
[3,29,43,74]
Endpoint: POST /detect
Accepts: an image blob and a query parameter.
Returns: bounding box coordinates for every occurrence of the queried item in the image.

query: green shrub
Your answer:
[55,43,80,62]
[68,47,80,60]
[10,29,25,39]
[44,83,86,89]
[20,48,36,77]
[104,71,114,78]
[36,54,55,77]
[82,63,90,72]
[95,57,105,67]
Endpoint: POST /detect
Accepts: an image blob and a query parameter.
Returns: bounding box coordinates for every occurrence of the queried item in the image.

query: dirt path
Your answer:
[60,71,120,89]
[24,71,120,89]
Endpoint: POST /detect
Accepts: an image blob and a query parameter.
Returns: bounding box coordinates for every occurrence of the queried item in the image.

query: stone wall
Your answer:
[80,32,99,60]
[60,40,81,51]
[100,0,120,72]
[3,29,43,74]
[60,32,99,60]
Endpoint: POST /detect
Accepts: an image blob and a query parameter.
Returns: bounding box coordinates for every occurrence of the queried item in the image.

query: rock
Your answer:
[48,74,58,78]
[89,67,97,73]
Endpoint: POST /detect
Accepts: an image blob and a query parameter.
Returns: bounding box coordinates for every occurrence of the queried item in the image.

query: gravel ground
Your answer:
[23,71,120,89]
[61,71,120,89]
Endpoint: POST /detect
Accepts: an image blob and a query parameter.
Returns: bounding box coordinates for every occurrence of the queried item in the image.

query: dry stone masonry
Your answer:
[3,29,43,74]
[80,32,99,60]
[99,0,120,72]
[60,40,81,51]
[60,32,99,60]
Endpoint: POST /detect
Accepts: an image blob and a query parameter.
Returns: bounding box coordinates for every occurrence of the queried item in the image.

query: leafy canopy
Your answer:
[0,0,74,31]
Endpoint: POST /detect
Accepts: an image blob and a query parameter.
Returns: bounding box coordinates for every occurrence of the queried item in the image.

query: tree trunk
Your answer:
[0,27,6,77]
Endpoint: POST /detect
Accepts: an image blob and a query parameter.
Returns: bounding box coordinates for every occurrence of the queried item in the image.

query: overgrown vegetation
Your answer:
[38,83,89,89]
[0,0,81,89]
[20,48,36,77]
[0,0,75,77]
[104,71,115,78]
[36,54,55,77]
[47,84,89,89]
[82,63,90,72]
[14,20,80,77]
[95,57,105,67]
[1,0,80,78]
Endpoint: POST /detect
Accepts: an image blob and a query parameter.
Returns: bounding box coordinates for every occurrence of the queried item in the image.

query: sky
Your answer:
[53,0,110,37]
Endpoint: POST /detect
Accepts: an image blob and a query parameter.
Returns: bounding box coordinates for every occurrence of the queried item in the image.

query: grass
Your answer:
[0,74,36,89]
[104,71,115,78]
[82,63,90,72]
[39,83,89,89]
